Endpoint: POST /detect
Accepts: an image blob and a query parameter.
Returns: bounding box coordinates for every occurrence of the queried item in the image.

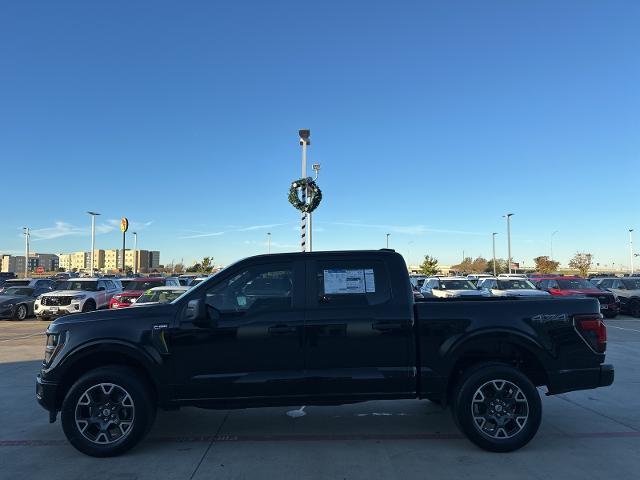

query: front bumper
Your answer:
[36,374,59,421]
[547,364,614,395]
[34,302,81,317]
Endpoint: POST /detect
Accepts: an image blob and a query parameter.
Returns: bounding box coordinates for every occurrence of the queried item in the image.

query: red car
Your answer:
[537,276,619,318]
[109,277,181,309]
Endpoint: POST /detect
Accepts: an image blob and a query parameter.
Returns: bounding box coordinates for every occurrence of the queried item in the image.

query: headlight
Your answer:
[44,331,66,366]
[72,294,86,301]
[36,295,43,301]
[113,295,121,301]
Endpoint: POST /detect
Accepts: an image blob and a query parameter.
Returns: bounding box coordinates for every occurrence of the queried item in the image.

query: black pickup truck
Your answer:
[36,250,613,456]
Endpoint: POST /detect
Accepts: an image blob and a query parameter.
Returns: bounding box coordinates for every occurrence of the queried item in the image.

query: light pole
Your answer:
[386,233,390,249]
[551,230,558,260]
[299,129,310,252]
[87,212,100,276]
[504,213,514,274]
[133,232,138,275]
[23,227,30,278]
[630,229,635,275]
[492,232,498,276]
[267,232,271,254]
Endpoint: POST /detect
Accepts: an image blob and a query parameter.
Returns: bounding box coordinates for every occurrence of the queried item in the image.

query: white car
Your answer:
[132,286,189,306]
[34,278,121,320]
[420,277,491,298]
[477,278,551,297]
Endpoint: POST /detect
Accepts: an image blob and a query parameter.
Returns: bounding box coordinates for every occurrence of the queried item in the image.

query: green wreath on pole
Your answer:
[288,177,322,213]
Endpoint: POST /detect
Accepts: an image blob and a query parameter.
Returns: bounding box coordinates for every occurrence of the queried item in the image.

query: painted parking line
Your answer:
[607,325,640,334]
[3,431,640,447]
[0,332,45,343]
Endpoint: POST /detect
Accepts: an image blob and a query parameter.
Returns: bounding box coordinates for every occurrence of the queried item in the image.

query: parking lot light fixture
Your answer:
[503,213,514,274]
[87,212,100,276]
[492,233,498,276]
[267,232,271,254]
[23,227,30,278]
[630,229,635,275]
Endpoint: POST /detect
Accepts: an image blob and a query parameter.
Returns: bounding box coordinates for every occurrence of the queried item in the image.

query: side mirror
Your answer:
[185,298,219,328]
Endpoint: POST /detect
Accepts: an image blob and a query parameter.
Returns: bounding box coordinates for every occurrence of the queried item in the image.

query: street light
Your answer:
[551,230,558,261]
[267,232,271,254]
[23,227,30,278]
[87,212,100,276]
[133,232,138,275]
[492,232,498,276]
[503,213,514,274]
[386,233,390,249]
[630,229,635,275]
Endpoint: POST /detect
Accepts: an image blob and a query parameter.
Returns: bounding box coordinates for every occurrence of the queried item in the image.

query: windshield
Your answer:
[441,280,476,290]
[122,280,164,291]
[497,280,536,290]
[623,279,640,290]
[57,281,98,291]
[557,279,595,290]
[137,289,185,304]
[1,287,33,296]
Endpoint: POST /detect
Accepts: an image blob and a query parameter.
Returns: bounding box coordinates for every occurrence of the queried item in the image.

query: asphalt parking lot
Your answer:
[2,317,640,480]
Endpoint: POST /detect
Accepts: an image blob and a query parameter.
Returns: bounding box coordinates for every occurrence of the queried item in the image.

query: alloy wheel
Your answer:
[74,383,135,445]
[471,379,529,439]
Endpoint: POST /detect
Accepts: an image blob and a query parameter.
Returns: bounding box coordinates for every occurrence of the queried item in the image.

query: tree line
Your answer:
[417,253,594,277]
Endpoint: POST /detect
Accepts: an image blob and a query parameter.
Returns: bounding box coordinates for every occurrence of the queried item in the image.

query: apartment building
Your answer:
[1,253,59,273]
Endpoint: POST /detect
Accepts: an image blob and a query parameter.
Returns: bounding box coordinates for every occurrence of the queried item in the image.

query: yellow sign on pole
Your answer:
[120,217,129,233]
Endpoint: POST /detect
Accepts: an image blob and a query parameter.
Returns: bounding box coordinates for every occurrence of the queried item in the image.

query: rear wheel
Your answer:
[14,304,28,320]
[452,364,541,452]
[61,366,155,457]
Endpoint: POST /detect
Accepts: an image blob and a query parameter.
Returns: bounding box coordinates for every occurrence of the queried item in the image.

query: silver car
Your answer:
[595,277,640,317]
[420,277,490,298]
[478,278,551,297]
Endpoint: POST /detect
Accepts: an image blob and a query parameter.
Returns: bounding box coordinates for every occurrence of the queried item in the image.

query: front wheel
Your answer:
[452,364,541,452]
[82,300,96,313]
[61,366,155,457]
[14,304,28,320]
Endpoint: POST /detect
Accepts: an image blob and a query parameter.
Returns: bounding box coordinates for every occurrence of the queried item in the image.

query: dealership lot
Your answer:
[1,317,639,480]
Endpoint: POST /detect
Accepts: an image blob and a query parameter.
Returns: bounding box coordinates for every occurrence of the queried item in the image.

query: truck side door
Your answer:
[303,256,414,398]
[168,259,307,400]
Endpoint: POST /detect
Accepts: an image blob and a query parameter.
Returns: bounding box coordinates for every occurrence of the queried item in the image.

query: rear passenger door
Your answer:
[303,257,414,398]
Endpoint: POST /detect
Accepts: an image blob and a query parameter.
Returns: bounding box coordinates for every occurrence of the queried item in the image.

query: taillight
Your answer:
[574,314,606,353]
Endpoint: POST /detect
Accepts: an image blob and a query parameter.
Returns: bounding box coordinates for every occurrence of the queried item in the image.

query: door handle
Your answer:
[372,321,406,332]
[268,325,298,335]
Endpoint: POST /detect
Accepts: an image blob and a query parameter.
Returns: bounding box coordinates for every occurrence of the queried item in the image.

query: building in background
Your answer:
[57,249,162,273]
[1,253,59,273]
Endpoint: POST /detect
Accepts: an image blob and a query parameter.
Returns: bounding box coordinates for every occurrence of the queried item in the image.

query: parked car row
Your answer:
[0,275,193,321]
[416,273,626,318]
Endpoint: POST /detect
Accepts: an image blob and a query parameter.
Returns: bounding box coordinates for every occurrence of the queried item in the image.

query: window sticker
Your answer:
[364,269,376,292]
[323,268,376,294]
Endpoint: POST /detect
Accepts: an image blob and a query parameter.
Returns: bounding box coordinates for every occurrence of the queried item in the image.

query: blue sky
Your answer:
[1,1,638,269]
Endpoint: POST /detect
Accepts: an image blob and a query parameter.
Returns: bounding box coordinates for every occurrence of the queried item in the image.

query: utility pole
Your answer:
[630,229,635,275]
[551,230,558,261]
[87,212,100,276]
[386,233,390,249]
[23,227,30,278]
[267,232,271,254]
[492,232,498,276]
[299,129,310,252]
[133,232,138,275]
[504,213,514,274]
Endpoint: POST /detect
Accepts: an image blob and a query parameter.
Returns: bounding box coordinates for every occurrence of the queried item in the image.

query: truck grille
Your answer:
[41,296,72,306]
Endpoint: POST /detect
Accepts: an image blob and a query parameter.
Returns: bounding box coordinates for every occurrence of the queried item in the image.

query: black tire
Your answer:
[452,363,541,453]
[629,299,640,318]
[61,366,156,457]
[603,311,618,319]
[14,304,28,321]
[82,300,96,313]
